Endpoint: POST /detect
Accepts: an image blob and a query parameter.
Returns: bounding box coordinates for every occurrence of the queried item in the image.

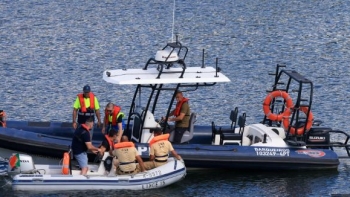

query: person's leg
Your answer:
[74,152,89,175]
[116,167,124,175]
[112,157,119,173]
[133,164,141,174]
[144,161,156,170]
[154,161,167,168]
[173,127,187,144]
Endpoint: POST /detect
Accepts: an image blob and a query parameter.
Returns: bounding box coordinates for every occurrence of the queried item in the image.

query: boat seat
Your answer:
[220,132,242,145]
[169,112,196,143]
[219,107,239,133]
[229,107,239,130]
[130,113,142,142]
[143,110,160,128]
[237,113,246,134]
[211,107,239,145]
[211,122,221,145]
[220,113,246,145]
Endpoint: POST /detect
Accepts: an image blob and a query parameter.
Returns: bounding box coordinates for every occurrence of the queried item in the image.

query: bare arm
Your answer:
[72,108,78,129]
[171,150,181,160]
[101,116,107,134]
[85,142,100,153]
[136,155,146,172]
[169,109,175,117]
[95,109,101,127]
[117,122,124,143]
[99,145,113,156]
[170,112,185,122]
[149,154,155,161]
[99,145,106,155]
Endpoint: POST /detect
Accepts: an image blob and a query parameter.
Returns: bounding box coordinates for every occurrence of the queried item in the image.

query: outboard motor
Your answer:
[306,127,331,149]
[7,153,36,175]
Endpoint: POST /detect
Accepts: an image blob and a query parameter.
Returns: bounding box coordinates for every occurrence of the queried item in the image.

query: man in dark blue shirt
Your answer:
[71,117,100,175]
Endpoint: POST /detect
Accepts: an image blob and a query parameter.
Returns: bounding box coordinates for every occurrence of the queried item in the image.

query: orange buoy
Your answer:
[62,152,70,175]
[283,106,313,135]
[263,90,293,121]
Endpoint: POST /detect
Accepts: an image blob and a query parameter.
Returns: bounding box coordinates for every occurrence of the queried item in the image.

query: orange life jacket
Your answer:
[114,141,135,149]
[149,133,170,147]
[174,97,189,116]
[0,110,6,127]
[104,105,121,126]
[77,92,95,113]
[80,124,90,132]
[114,142,136,167]
[104,134,114,151]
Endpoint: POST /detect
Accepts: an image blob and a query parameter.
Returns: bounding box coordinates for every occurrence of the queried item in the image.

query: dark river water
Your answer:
[1,0,350,196]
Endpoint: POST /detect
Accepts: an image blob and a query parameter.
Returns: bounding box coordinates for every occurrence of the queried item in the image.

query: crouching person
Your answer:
[144,128,182,170]
[98,128,119,174]
[113,136,146,175]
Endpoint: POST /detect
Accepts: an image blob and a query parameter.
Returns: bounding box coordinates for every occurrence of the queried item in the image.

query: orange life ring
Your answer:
[282,107,313,135]
[62,152,70,175]
[263,90,293,121]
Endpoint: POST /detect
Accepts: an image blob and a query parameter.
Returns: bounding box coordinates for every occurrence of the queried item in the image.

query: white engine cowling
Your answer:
[7,153,35,174]
[155,49,179,62]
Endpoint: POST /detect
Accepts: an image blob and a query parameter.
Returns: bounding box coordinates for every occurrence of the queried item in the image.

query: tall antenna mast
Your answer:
[171,0,176,42]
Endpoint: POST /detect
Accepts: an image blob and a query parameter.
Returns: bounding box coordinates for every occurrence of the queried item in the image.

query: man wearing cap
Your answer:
[72,85,102,140]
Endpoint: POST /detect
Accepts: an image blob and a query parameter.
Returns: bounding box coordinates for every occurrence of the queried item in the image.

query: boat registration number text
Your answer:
[142,180,165,189]
[254,148,290,157]
[143,170,162,179]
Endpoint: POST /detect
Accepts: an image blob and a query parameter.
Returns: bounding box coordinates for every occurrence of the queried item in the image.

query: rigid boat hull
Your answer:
[160,144,339,170]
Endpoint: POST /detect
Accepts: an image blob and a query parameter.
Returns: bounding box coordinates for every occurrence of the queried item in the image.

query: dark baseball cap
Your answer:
[83,85,91,93]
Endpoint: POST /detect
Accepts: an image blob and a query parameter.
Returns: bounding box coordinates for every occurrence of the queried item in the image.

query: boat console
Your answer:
[103,38,230,145]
